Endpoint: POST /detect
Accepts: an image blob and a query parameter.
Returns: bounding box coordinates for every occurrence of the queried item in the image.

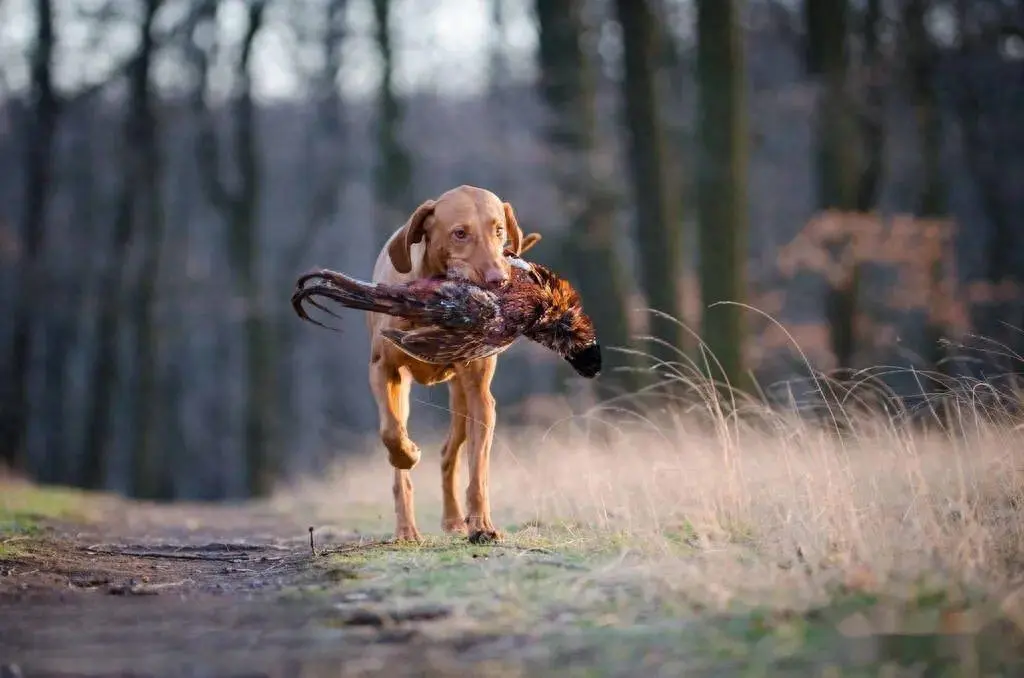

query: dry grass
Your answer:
[278,331,1024,626]
[294,410,1020,603]
[267,326,1024,672]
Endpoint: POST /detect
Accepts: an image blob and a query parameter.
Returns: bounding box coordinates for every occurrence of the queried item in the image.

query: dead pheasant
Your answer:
[291,255,602,378]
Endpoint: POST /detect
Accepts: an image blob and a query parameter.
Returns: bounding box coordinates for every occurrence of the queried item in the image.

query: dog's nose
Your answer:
[483,267,508,284]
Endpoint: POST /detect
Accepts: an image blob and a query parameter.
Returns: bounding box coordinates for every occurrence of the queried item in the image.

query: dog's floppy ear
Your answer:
[388,199,436,274]
[519,232,542,254]
[503,202,525,255]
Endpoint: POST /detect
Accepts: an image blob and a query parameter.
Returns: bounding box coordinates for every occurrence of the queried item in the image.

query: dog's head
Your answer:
[387,185,527,286]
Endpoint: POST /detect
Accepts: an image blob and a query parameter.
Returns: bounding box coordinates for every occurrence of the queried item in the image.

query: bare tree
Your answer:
[190,0,277,497]
[82,0,168,490]
[129,0,168,497]
[953,0,1024,362]
[1,0,57,473]
[897,0,956,387]
[276,0,352,443]
[40,100,97,485]
[534,0,638,399]
[487,0,512,190]
[614,0,687,365]
[695,0,749,390]
[856,0,886,210]
[372,0,414,246]
[805,0,861,372]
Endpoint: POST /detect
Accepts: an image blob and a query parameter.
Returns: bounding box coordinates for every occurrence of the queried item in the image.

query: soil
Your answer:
[0,496,520,678]
[6,486,1024,677]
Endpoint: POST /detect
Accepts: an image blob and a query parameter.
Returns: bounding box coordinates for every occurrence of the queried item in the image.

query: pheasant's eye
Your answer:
[452,228,468,241]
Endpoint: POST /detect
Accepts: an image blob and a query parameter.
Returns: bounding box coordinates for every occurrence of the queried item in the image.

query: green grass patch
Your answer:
[0,482,94,537]
[0,540,28,561]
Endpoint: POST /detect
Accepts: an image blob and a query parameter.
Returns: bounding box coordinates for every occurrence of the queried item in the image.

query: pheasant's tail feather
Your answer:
[381,327,511,365]
[293,268,501,331]
[291,269,441,330]
[294,270,407,314]
[291,273,356,332]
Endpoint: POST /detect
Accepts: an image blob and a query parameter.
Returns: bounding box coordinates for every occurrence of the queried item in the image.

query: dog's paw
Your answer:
[442,516,468,536]
[468,529,501,545]
[384,435,421,470]
[392,525,423,543]
[465,517,502,544]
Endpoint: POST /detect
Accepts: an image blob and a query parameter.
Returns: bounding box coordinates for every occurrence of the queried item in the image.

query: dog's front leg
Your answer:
[369,356,422,542]
[457,357,501,543]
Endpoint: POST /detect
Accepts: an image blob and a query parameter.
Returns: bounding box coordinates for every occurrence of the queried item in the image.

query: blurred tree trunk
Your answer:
[82,0,170,491]
[1,0,57,473]
[83,3,165,490]
[192,1,276,497]
[805,0,860,373]
[277,0,350,453]
[905,1,944,219]
[954,0,1023,365]
[129,0,169,498]
[535,0,637,399]
[372,0,414,245]
[904,0,949,377]
[488,0,511,190]
[613,0,687,366]
[856,0,885,211]
[82,161,133,488]
[41,109,95,485]
[695,0,749,390]
[235,2,274,498]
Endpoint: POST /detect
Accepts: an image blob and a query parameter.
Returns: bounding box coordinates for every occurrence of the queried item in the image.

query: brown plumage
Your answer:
[292,255,602,378]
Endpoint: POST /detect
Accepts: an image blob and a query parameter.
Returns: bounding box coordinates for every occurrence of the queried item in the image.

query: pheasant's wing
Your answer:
[381,327,511,365]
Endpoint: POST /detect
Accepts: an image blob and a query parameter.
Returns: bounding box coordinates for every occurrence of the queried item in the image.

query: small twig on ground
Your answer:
[309,526,316,556]
[491,543,556,556]
[107,578,194,596]
[317,539,390,556]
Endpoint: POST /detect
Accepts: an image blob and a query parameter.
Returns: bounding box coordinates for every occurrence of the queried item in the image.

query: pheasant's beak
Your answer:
[506,255,532,271]
[565,341,601,379]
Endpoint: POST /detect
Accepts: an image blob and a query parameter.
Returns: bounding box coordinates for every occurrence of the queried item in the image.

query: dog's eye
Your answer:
[452,228,468,241]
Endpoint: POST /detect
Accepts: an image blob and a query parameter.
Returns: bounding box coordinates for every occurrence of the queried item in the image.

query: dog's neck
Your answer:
[412,238,448,280]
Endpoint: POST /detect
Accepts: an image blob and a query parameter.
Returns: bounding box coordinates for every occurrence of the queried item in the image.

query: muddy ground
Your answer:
[3,479,1024,678]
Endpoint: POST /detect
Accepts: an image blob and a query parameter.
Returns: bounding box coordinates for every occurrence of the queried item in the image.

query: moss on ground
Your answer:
[0,482,96,560]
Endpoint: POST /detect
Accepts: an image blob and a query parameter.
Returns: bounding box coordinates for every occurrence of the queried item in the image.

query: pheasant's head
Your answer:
[528,265,601,378]
[565,341,602,379]
[549,302,600,378]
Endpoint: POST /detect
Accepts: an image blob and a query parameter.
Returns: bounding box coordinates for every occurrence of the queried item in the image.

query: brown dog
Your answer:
[366,185,541,543]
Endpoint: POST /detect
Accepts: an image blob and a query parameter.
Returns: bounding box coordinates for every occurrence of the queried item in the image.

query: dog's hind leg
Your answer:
[457,356,501,544]
[440,379,468,535]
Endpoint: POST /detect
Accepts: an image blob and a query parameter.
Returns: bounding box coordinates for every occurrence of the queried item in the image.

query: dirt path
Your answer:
[0,487,495,678]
